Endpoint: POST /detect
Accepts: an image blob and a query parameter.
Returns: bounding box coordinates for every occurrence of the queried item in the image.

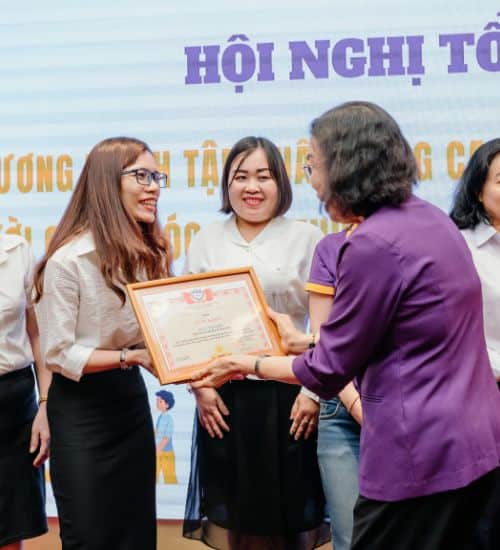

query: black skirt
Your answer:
[0,366,48,546]
[48,367,156,550]
[351,469,498,550]
[183,379,330,550]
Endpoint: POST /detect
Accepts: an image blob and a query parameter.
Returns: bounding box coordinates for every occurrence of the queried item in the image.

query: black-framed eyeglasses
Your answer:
[302,164,313,179]
[121,168,168,188]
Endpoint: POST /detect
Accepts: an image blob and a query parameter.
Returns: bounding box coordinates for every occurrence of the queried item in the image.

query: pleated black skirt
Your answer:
[183,379,330,550]
[0,366,47,546]
[48,367,156,550]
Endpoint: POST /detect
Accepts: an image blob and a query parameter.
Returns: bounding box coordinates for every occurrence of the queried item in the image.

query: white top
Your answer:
[461,222,500,377]
[0,235,35,375]
[36,232,144,382]
[185,216,323,395]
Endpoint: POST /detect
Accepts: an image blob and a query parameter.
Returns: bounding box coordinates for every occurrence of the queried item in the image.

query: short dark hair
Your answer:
[220,136,292,216]
[156,390,175,409]
[310,101,416,218]
[450,138,500,229]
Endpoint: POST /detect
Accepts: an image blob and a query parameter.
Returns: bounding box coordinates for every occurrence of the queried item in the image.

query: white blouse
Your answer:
[185,216,323,396]
[461,222,500,378]
[185,216,323,329]
[0,235,35,375]
[36,232,144,382]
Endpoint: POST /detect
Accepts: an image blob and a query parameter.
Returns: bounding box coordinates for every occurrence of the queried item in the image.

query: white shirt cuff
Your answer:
[300,386,320,402]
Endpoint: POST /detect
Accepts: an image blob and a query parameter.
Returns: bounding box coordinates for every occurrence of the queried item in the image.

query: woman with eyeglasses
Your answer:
[192,104,500,550]
[0,234,51,550]
[183,136,329,550]
[450,138,500,549]
[33,137,171,550]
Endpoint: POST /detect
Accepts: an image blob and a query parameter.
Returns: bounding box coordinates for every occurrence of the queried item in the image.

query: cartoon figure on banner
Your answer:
[155,390,178,484]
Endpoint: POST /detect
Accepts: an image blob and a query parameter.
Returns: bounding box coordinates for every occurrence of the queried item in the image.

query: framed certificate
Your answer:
[126,267,284,384]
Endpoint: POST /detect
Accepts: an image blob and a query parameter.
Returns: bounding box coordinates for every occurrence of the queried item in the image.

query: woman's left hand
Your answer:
[289,393,319,440]
[191,355,250,389]
[30,404,50,467]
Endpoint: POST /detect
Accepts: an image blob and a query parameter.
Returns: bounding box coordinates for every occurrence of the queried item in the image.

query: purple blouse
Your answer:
[293,195,500,501]
[305,230,346,296]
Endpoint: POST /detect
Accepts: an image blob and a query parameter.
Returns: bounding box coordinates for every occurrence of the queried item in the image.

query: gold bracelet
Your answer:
[38,395,48,406]
[347,395,360,414]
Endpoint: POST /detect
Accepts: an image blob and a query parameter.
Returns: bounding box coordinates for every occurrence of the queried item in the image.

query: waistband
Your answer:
[0,364,34,383]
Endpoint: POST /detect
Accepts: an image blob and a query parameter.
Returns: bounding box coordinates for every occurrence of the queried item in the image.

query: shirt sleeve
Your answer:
[36,257,95,382]
[305,238,336,296]
[293,232,404,399]
[22,241,36,308]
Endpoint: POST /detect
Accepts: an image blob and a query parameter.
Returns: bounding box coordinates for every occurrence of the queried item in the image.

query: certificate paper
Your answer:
[127,268,283,384]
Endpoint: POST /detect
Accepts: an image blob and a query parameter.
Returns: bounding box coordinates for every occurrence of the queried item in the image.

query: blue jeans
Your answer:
[317,397,361,550]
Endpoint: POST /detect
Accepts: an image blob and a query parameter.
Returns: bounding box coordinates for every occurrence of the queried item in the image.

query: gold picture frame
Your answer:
[127,267,284,384]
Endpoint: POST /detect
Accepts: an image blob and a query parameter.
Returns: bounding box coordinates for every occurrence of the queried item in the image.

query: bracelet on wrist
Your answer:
[308,332,316,349]
[254,356,267,379]
[119,348,132,370]
[38,395,48,406]
[347,395,361,414]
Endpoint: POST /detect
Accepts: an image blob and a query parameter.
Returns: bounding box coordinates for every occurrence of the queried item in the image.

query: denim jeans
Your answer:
[317,397,361,550]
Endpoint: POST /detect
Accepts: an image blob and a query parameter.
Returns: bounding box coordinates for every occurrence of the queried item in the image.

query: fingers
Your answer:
[191,377,215,390]
[197,392,231,439]
[216,395,230,416]
[199,414,215,438]
[191,372,233,389]
[200,410,229,439]
[291,416,317,440]
[32,433,50,467]
[29,427,40,454]
[303,420,316,440]
[266,307,278,320]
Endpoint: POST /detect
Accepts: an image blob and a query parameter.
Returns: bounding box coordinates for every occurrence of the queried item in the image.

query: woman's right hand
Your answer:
[127,348,156,376]
[193,387,230,439]
[267,308,309,354]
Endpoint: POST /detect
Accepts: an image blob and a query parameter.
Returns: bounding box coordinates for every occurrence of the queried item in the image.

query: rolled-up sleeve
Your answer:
[36,258,94,381]
[293,232,404,399]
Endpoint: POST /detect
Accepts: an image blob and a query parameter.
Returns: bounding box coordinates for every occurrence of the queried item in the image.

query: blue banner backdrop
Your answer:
[1,0,499,517]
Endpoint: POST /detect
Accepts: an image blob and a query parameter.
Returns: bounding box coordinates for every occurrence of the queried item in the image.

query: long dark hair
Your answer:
[310,101,416,218]
[450,138,500,229]
[220,136,292,216]
[34,137,171,304]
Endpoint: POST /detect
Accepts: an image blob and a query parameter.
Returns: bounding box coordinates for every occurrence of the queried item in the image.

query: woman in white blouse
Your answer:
[450,137,500,550]
[0,234,51,550]
[33,137,171,550]
[183,136,329,550]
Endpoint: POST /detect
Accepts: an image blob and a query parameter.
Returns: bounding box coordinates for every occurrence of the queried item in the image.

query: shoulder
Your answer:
[0,235,31,277]
[190,219,227,244]
[460,228,474,248]
[48,233,96,278]
[315,231,347,257]
[50,232,95,264]
[277,217,324,243]
[0,233,29,253]
[339,228,401,272]
[0,234,31,269]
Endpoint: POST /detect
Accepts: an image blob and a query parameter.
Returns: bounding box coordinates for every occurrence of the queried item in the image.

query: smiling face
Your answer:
[228,147,279,232]
[480,152,500,230]
[120,151,160,224]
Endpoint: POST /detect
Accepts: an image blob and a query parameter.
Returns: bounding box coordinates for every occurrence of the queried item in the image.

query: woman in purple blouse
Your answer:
[192,101,500,550]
